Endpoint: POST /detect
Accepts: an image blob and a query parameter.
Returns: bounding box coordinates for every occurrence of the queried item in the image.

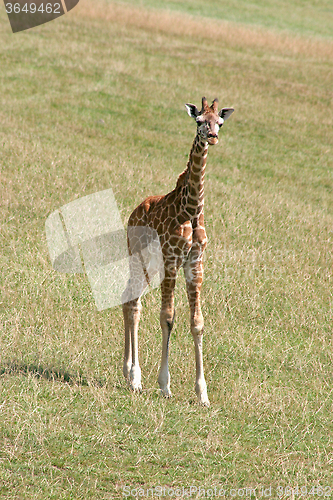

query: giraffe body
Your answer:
[122,97,234,405]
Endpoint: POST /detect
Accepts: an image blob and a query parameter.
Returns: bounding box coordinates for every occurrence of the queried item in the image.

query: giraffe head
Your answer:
[185,97,234,145]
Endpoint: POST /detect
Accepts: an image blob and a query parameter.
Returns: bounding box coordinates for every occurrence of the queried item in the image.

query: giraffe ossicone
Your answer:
[122,97,234,406]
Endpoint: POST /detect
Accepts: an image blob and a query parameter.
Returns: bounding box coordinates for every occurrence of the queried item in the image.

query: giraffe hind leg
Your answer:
[158,273,176,398]
[121,250,149,392]
[122,297,132,381]
[122,297,142,392]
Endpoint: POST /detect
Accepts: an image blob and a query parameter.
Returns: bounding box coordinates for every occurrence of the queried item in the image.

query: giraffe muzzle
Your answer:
[207,134,218,145]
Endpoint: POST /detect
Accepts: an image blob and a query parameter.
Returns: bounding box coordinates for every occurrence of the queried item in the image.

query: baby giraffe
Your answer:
[122,97,234,406]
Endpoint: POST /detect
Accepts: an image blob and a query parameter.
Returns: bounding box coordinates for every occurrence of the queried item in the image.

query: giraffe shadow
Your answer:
[0,360,106,387]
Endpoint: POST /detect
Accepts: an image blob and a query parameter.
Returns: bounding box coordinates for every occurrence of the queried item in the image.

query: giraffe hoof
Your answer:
[197,388,210,407]
[160,388,172,399]
[130,382,142,393]
[129,366,142,392]
[199,398,210,408]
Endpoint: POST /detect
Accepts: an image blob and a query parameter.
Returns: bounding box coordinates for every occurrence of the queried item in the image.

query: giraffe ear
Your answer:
[219,108,234,121]
[185,103,200,119]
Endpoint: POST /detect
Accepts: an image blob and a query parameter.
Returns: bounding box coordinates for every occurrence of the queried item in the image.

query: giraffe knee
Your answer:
[122,298,141,314]
[160,309,175,332]
[191,314,204,335]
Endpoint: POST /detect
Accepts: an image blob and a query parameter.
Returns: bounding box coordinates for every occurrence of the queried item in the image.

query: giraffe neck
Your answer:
[177,134,208,222]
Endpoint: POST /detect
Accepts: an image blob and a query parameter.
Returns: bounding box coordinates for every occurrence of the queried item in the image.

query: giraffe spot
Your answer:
[168,204,177,218]
[190,173,200,183]
[186,206,196,216]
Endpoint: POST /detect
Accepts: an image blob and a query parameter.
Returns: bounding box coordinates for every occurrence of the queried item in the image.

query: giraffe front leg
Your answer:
[184,256,210,407]
[158,273,176,398]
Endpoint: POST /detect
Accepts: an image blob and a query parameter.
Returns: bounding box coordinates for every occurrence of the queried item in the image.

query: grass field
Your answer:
[110,0,333,39]
[0,0,333,498]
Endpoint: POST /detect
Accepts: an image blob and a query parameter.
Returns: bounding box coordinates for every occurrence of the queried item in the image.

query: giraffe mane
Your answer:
[176,168,189,189]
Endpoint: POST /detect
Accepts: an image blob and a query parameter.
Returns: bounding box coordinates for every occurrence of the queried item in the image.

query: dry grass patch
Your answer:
[75,0,333,60]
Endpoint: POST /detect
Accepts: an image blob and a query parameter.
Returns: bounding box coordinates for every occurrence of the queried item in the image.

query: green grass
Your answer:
[0,0,333,498]
[110,0,333,39]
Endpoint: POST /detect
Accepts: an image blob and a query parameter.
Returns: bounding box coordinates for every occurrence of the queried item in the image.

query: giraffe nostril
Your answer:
[208,133,217,138]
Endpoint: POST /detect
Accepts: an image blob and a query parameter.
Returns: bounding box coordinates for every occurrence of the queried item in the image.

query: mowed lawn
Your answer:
[0,0,333,498]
